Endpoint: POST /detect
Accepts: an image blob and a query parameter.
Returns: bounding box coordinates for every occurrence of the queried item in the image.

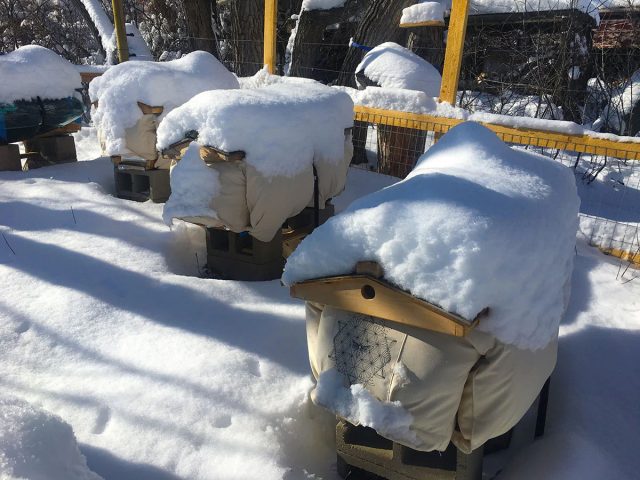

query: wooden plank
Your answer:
[79,71,103,83]
[137,102,164,115]
[290,275,484,337]
[353,105,640,161]
[263,0,278,74]
[439,0,469,105]
[400,20,445,28]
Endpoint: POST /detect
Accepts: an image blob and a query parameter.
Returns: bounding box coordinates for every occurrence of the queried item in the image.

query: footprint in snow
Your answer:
[244,358,262,377]
[14,321,30,334]
[210,414,232,429]
[92,405,111,434]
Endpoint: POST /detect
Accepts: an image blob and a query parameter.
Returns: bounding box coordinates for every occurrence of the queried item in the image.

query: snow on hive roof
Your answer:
[283,122,580,350]
[89,51,239,156]
[0,46,82,104]
[401,2,445,25]
[468,0,601,19]
[156,81,354,178]
[0,396,103,480]
[355,42,442,96]
[301,0,346,11]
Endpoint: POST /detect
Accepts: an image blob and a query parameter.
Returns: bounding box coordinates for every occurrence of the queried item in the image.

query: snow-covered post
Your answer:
[111,0,129,62]
[438,0,469,105]
[263,0,278,73]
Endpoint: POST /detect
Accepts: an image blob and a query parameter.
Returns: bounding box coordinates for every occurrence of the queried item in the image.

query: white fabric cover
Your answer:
[172,134,352,242]
[305,304,556,452]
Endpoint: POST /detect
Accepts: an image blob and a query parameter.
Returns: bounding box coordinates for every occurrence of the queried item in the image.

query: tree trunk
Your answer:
[288,7,344,78]
[407,26,445,72]
[183,0,219,58]
[337,0,414,87]
[68,0,108,62]
[228,0,264,76]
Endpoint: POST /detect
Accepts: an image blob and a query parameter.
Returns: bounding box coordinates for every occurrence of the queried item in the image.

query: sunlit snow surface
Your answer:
[0,128,638,479]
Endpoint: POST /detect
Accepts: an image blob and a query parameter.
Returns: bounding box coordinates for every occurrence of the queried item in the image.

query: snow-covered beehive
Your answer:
[0,46,84,144]
[284,122,580,452]
[89,51,239,167]
[157,79,354,242]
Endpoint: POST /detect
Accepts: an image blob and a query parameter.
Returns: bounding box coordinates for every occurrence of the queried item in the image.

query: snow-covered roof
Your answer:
[89,51,239,156]
[284,122,580,350]
[156,80,354,178]
[0,46,82,104]
[355,42,442,96]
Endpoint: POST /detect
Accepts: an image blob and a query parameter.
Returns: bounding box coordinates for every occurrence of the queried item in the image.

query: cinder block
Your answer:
[284,203,335,231]
[114,165,171,203]
[24,135,77,164]
[336,421,483,480]
[0,144,21,171]
[205,228,284,281]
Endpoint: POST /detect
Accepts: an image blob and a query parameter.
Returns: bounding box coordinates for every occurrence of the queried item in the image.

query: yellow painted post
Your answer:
[263,0,278,74]
[439,0,469,105]
[111,0,129,62]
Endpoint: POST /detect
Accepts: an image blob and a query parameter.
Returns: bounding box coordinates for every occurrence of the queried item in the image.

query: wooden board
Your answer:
[400,20,445,28]
[263,0,278,74]
[353,105,640,161]
[137,102,164,115]
[290,274,484,337]
[439,0,470,105]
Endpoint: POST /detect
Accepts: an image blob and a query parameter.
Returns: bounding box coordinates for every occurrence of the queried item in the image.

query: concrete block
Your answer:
[0,144,21,171]
[336,421,483,480]
[114,165,171,203]
[24,135,77,164]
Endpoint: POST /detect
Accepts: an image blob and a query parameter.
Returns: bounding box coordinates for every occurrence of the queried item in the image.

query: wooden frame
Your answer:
[290,263,486,337]
[354,105,640,161]
[399,20,445,28]
[438,0,469,105]
[263,0,278,74]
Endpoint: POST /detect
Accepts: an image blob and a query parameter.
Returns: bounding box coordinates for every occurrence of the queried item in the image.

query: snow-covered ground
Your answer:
[0,128,639,479]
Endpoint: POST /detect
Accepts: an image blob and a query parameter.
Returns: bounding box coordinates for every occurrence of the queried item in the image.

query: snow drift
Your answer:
[284,122,580,350]
[0,46,82,104]
[0,396,102,480]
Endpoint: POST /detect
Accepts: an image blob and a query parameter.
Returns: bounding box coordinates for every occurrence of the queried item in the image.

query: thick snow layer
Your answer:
[0,128,639,479]
[0,396,102,480]
[156,81,354,178]
[301,0,346,11]
[284,122,580,349]
[336,85,463,117]
[313,369,420,447]
[0,46,82,103]
[89,51,239,156]
[355,42,442,96]
[401,2,445,25]
[238,67,319,89]
[125,23,154,61]
[163,142,221,225]
[469,1,601,21]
